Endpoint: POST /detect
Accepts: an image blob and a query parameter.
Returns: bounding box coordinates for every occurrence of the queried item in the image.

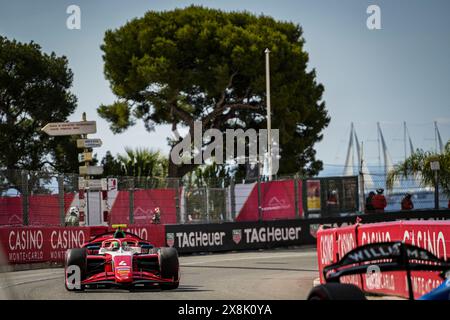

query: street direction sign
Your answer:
[108,178,118,191]
[42,121,97,136]
[430,161,440,171]
[78,178,108,190]
[78,152,93,163]
[78,177,85,190]
[79,165,104,176]
[77,138,103,148]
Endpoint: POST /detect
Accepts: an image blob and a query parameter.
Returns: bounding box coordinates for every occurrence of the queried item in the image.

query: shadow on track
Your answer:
[182,265,318,272]
[79,285,211,294]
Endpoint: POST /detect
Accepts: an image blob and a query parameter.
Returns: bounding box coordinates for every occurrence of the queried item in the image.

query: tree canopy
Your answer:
[0,36,78,172]
[99,5,329,178]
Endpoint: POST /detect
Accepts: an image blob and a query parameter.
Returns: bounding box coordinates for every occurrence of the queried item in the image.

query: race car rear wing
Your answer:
[323,241,450,300]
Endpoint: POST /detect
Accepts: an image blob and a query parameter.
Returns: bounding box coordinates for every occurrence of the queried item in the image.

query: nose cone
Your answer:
[113,255,133,283]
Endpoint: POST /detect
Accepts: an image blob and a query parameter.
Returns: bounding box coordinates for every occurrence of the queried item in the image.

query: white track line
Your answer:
[0,275,62,289]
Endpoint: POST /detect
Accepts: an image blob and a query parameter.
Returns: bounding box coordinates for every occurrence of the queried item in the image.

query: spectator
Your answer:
[365,191,376,213]
[65,206,80,226]
[326,190,339,206]
[151,207,161,224]
[372,188,387,212]
[401,193,414,211]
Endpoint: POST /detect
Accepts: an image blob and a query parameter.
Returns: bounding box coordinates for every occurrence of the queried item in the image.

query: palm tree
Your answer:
[117,147,168,178]
[386,141,450,197]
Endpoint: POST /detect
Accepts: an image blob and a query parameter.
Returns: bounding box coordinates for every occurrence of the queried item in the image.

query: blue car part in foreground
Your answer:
[419,278,450,300]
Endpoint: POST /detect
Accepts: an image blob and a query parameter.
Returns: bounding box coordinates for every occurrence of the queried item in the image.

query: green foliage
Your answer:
[0,36,77,171]
[387,141,450,197]
[184,162,230,188]
[102,148,168,178]
[101,151,122,176]
[99,6,329,177]
[98,101,135,134]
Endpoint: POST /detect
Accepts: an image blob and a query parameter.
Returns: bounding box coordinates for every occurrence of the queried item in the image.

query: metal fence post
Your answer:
[206,187,210,222]
[434,170,439,210]
[230,178,236,221]
[257,176,262,222]
[294,174,299,218]
[21,170,29,226]
[58,174,65,226]
[174,178,181,223]
[129,178,134,224]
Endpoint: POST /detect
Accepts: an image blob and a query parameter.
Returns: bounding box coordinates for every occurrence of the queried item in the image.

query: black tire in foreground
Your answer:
[65,248,87,291]
[159,247,180,290]
[307,283,367,300]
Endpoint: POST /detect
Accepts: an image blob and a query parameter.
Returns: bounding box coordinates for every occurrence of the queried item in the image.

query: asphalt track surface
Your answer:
[0,247,318,300]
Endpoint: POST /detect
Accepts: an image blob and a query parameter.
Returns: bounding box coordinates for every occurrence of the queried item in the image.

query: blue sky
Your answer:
[1,0,449,175]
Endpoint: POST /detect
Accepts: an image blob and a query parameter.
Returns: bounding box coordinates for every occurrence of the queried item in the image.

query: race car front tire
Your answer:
[159,247,179,290]
[64,248,87,291]
[307,283,367,300]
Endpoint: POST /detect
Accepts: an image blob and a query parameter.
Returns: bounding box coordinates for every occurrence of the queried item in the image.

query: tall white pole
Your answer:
[403,121,407,161]
[265,48,272,181]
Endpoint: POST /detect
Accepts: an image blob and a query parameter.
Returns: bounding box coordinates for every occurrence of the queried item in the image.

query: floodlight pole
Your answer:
[265,48,272,181]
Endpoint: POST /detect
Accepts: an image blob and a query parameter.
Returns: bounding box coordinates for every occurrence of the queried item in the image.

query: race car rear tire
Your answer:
[159,247,179,290]
[307,283,367,300]
[65,248,87,291]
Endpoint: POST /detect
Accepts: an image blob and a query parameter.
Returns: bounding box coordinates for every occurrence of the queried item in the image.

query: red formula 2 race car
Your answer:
[64,225,179,291]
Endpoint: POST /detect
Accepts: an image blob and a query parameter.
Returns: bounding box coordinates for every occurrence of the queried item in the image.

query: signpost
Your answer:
[78,152,93,163]
[77,138,102,148]
[78,178,108,191]
[41,121,96,136]
[79,165,104,176]
[42,113,106,226]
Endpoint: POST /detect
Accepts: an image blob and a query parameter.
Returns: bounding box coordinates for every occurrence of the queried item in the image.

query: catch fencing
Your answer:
[0,168,448,227]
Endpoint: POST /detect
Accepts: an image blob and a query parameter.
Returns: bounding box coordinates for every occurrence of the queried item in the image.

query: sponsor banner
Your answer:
[316,227,336,284]
[357,221,401,246]
[335,225,361,288]
[0,226,90,264]
[306,180,321,211]
[356,222,403,296]
[316,225,361,286]
[165,220,316,253]
[236,179,303,221]
[260,180,298,220]
[401,221,450,299]
[0,224,167,265]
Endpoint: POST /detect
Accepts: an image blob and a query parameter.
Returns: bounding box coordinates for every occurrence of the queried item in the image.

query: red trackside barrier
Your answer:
[0,224,166,265]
